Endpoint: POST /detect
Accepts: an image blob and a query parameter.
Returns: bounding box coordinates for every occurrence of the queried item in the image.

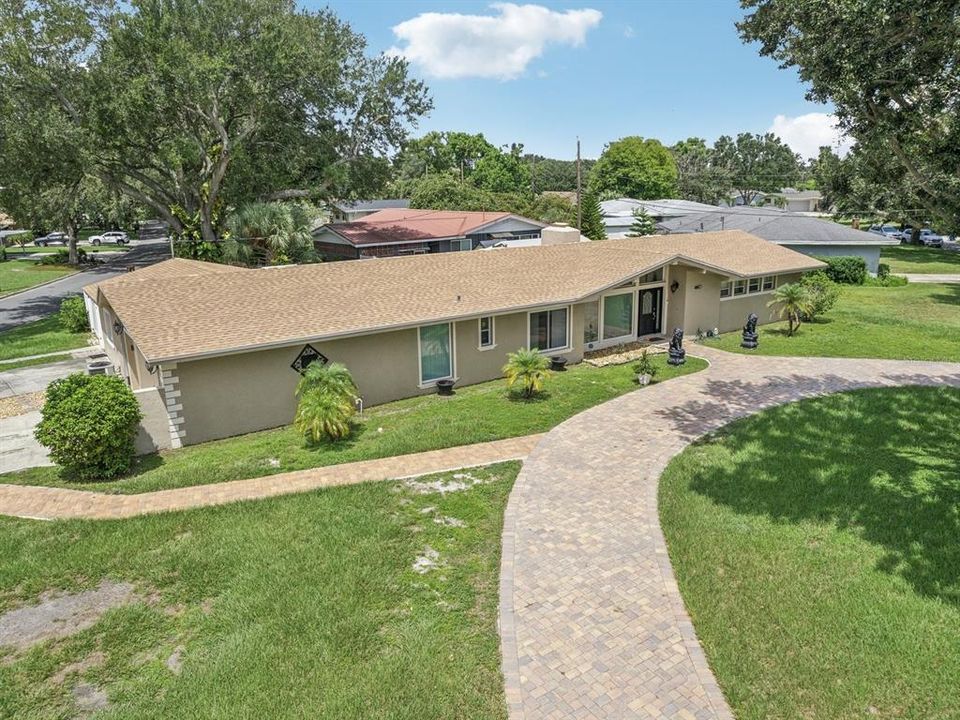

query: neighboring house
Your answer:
[329,199,411,223]
[658,206,898,274]
[313,208,546,258]
[83,231,822,450]
[725,188,824,213]
[601,199,721,239]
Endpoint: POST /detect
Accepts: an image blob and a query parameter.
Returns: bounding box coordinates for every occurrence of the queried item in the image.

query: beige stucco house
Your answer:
[83,230,822,451]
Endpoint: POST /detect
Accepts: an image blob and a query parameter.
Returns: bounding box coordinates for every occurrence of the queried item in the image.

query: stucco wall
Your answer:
[717,272,803,333]
[133,387,174,454]
[784,244,882,274]
[680,269,722,336]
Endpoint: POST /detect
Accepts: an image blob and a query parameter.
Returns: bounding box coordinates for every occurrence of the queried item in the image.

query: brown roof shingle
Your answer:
[88,231,822,364]
[322,208,537,246]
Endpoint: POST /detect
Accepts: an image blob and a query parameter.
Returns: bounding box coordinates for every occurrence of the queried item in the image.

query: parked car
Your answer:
[867,224,901,239]
[34,231,67,246]
[918,229,944,247]
[897,226,915,243]
[88,230,129,245]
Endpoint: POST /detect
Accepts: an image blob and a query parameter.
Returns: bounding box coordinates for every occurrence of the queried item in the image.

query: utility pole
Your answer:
[576,137,582,232]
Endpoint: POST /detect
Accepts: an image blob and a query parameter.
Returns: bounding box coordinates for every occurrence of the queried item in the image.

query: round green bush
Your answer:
[35,373,143,480]
[59,296,90,333]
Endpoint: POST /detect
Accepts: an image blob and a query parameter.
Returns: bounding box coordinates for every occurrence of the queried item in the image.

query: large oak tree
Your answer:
[0,0,431,252]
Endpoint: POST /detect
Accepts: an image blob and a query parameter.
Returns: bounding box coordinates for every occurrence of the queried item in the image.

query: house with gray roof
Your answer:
[658,206,897,273]
[601,198,720,238]
[330,199,411,223]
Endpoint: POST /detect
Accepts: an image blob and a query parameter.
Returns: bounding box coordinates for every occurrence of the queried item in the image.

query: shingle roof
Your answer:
[87,230,823,364]
[320,208,542,246]
[659,208,898,246]
[83,257,245,299]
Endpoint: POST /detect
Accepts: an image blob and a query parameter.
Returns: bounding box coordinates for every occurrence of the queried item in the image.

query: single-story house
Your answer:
[312,208,546,258]
[601,199,721,239]
[725,188,825,213]
[329,199,410,223]
[658,206,897,274]
[83,231,822,451]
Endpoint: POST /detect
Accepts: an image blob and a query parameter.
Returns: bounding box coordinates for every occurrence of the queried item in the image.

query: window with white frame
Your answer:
[721,275,778,299]
[529,307,569,352]
[478,316,495,349]
[418,323,453,385]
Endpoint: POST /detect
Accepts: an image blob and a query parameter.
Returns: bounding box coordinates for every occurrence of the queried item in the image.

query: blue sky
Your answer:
[310,1,847,160]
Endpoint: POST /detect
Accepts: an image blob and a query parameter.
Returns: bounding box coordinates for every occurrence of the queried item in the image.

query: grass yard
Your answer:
[0,463,516,719]
[659,387,960,720]
[0,316,91,362]
[0,259,78,297]
[1,353,707,493]
[881,244,960,274]
[0,353,74,372]
[706,283,960,362]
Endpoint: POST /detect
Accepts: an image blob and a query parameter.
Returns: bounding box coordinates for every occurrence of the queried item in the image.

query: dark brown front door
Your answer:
[638,287,663,336]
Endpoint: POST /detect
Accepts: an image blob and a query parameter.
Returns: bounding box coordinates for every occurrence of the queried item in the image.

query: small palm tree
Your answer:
[502,348,551,399]
[224,201,317,266]
[768,283,814,336]
[294,362,358,442]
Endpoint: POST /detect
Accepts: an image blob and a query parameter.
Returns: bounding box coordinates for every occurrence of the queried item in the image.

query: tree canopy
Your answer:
[588,137,678,200]
[739,0,960,231]
[0,0,431,248]
[670,138,731,205]
[712,132,800,205]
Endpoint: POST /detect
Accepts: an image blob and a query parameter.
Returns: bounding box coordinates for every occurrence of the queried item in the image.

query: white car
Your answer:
[867,224,900,239]
[918,229,944,247]
[88,230,129,245]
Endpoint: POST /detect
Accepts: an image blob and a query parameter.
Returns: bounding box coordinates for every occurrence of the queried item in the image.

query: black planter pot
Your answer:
[549,356,568,372]
[436,379,456,396]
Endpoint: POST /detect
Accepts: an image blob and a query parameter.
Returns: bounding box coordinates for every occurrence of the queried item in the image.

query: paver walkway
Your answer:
[499,346,960,720]
[0,434,540,520]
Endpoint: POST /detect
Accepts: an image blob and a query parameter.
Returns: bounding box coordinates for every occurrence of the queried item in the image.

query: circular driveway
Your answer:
[499,346,960,719]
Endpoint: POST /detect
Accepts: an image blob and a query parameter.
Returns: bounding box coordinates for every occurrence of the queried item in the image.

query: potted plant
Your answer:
[631,350,658,386]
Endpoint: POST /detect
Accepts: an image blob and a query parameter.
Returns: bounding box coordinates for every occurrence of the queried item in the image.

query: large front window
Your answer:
[419,323,452,384]
[603,292,634,339]
[529,307,568,352]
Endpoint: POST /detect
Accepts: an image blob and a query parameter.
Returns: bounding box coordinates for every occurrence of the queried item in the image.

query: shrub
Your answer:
[294,362,357,442]
[502,348,551,398]
[798,271,840,320]
[35,373,142,480]
[815,255,867,285]
[877,263,891,280]
[59,296,90,333]
[631,349,658,380]
[39,247,87,265]
[865,273,908,287]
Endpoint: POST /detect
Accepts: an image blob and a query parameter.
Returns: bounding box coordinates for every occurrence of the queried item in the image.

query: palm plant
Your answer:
[223,202,317,266]
[502,348,551,399]
[768,283,814,336]
[294,362,358,442]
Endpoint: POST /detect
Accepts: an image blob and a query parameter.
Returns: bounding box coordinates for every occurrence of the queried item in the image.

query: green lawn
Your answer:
[706,283,960,361]
[881,244,960,274]
[2,354,707,493]
[0,259,78,297]
[0,353,74,372]
[659,387,960,720]
[0,463,516,719]
[0,316,91,362]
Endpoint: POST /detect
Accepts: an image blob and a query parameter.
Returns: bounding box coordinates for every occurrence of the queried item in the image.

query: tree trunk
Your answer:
[66,218,79,265]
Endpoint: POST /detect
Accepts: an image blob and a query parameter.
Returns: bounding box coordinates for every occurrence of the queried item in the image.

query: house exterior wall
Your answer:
[782,243,881,274]
[679,269,723,335]
[717,271,802,333]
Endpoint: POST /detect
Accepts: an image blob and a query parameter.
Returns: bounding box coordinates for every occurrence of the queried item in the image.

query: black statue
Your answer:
[740,312,759,349]
[667,327,686,366]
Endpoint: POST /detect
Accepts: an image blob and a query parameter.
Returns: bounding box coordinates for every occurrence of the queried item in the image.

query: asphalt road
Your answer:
[0,239,172,332]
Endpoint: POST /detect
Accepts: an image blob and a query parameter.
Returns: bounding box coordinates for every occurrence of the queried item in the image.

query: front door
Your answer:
[637,287,663,336]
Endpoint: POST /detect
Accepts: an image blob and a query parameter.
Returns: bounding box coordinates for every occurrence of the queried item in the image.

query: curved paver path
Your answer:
[499,346,960,720]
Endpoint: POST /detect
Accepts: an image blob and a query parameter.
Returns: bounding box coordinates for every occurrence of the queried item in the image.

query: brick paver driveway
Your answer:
[499,346,960,720]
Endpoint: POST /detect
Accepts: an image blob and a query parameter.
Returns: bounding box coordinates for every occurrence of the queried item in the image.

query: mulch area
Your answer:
[583,340,669,367]
[0,391,45,419]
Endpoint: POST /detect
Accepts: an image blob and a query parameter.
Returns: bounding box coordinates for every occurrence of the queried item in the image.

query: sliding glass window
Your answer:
[529,308,568,352]
[419,323,452,384]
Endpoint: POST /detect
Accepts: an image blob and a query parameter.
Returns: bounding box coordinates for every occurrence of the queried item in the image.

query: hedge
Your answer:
[814,255,868,285]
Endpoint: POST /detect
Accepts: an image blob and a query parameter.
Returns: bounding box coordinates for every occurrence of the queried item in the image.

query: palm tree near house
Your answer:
[223,201,317,266]
[294,362,358,442]
[768,283,814,337]
[502,348,551,399]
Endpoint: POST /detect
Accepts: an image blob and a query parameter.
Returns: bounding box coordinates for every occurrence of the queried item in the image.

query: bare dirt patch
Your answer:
[0,580,136,651]
[50,650,106,685]
[0,390,44,419]
[404,471,495,496]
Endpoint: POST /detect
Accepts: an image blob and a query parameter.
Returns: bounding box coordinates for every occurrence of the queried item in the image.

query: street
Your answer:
[0,239,171,332]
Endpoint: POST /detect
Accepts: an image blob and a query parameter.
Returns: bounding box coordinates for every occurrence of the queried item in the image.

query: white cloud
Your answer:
[769,112,854,160]
[623,25,635,38]
[388,3,602,81]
